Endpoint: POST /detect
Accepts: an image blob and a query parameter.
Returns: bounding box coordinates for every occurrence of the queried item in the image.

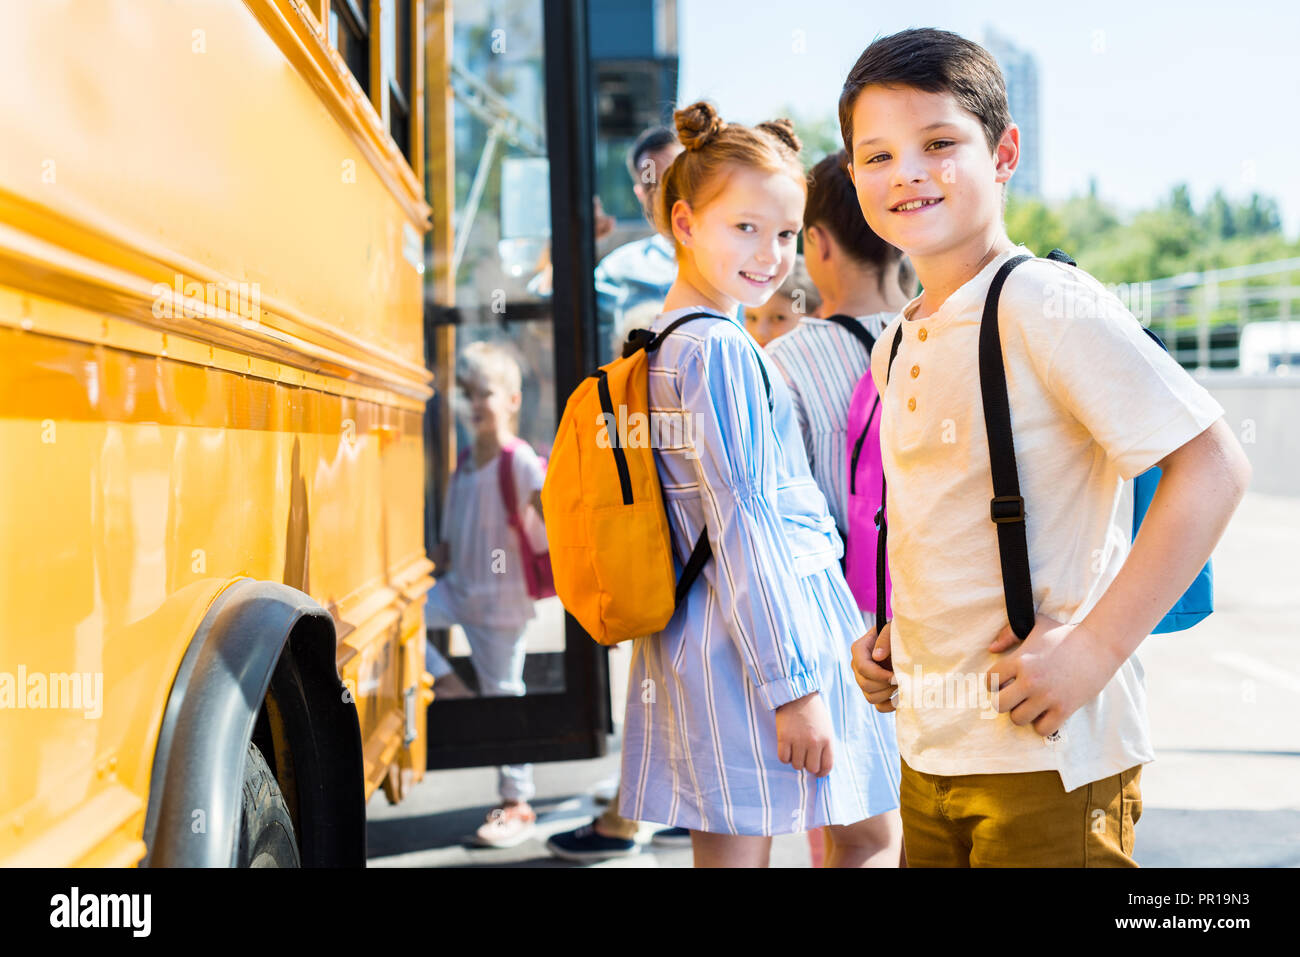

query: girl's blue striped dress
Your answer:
[617,305,901,836]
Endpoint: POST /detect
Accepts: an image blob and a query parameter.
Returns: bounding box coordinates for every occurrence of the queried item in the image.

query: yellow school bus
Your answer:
[0,0,448,866]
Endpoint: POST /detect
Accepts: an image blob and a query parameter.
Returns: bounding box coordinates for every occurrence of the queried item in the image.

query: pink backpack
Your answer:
[458,438,556,600]
[844,370,891,617]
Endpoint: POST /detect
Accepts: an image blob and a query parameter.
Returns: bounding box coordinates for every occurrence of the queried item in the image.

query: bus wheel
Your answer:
[237,740,301,868]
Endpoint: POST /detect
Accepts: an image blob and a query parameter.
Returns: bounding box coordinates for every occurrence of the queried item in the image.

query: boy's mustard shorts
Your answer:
[900,758,1143,867]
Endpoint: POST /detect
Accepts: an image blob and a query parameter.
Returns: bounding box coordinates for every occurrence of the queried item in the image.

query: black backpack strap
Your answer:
[632,310,775,608]
[874,325,904,648]
[979,249,1078,641]
[675,529,713,605]
[979,254,1037,641]
[870,249,1076,649]
[824,313,877,356]
[638,310,773,414]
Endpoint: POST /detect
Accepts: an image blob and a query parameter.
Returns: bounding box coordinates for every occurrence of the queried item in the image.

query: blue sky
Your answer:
[677,0,1300,237]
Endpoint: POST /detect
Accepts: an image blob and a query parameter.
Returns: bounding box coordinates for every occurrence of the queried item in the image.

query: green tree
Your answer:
[1239,192,1282,236]
[775,104,843,166]
[1058,192,1121,256]
[1168,183,1195,220]
[1204,189,1237,240]
[1005,196,1068,255]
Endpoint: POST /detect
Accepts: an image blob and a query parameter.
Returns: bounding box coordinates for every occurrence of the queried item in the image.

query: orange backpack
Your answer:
[542,312,727,644]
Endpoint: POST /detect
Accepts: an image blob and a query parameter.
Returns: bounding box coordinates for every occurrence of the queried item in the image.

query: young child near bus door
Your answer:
[841,29,1252,866]
[618,101,902,868]
[424,341,548,849]
[742,254,820,348]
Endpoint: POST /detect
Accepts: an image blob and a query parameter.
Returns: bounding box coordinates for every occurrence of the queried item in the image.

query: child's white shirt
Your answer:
[440,441,547,630]
[870,246,1225,792]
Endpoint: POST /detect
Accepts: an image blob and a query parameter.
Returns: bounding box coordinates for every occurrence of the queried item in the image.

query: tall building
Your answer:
[984,28,1041,198]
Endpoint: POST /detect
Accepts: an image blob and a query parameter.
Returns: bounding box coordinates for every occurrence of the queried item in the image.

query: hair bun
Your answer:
[674,101,725,151]
[757,118,801,154]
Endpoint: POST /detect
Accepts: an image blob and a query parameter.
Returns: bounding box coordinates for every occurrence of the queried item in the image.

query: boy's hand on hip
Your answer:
[775,692,834,776]
[984,614,1126,737]
[851,623,896,712]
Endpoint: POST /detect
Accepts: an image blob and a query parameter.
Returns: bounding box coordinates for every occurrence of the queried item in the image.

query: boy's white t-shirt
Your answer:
[869,246,1225,792]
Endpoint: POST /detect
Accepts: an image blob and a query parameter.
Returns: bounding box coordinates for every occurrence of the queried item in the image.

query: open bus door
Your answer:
[421,0,612,769]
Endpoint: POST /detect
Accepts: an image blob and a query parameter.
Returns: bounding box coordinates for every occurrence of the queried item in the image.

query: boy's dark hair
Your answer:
[626,126,679,180]
[838,28,1011,158]
[805,151,901,285]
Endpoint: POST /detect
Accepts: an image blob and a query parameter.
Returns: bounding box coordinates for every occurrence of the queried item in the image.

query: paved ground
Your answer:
[366,491,1300,867]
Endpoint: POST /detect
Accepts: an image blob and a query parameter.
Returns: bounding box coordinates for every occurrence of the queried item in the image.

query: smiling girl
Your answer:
[616,102,903,867]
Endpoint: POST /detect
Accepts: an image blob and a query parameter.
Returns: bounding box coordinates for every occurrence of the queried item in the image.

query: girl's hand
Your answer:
[774,692,833,776]
[983,614,1125,738]
[851,623,896,712]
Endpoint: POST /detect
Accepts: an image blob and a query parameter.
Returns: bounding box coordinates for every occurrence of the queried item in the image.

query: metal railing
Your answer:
[1128,257,1300,374]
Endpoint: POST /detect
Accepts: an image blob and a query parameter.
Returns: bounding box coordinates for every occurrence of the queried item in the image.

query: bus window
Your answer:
[384,0,413,159]
[329,0,370,96]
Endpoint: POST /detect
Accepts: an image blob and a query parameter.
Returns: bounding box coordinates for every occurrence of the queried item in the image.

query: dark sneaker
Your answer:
[545,822,640,863]
[650,826,692,848]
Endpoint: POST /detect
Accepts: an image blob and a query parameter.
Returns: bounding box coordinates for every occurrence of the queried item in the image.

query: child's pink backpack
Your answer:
[458,438,556,600]
[844,369,891,616]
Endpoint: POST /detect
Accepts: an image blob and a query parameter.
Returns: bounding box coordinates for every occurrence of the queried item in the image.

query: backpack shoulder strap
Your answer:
[979,248,1078,641]
[825,313,878,356]
[496,438,523,530]
[874,325,904,643]
[642,310,774,413]
[637,310,774,605]
[979,253,1037,641]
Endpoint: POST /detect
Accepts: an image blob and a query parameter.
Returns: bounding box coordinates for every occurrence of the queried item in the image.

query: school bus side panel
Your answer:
[0,0,430,865]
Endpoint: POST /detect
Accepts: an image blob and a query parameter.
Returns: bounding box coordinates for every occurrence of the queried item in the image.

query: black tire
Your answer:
[236,741,301,868]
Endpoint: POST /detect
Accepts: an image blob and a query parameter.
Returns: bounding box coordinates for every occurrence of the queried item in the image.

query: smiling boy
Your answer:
[841,28,1252,866]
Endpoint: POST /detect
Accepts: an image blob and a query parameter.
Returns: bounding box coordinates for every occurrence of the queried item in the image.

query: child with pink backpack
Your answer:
[424,340,554,849]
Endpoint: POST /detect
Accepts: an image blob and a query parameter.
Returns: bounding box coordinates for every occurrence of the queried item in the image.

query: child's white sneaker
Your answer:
[474,802,537,848]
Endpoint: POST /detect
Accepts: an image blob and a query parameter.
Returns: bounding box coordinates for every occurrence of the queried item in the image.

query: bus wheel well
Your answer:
[143,580,365,867]
[257,613,366,866]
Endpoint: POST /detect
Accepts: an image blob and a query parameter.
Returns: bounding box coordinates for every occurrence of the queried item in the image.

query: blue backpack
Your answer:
[1132,465,1213,633]
[876,249,1212,641]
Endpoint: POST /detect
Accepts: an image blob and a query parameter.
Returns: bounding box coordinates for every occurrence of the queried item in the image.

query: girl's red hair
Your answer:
[654,101,805,243]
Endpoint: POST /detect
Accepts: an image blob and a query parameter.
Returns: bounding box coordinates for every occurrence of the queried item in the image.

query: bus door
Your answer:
[422,0,612,769]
